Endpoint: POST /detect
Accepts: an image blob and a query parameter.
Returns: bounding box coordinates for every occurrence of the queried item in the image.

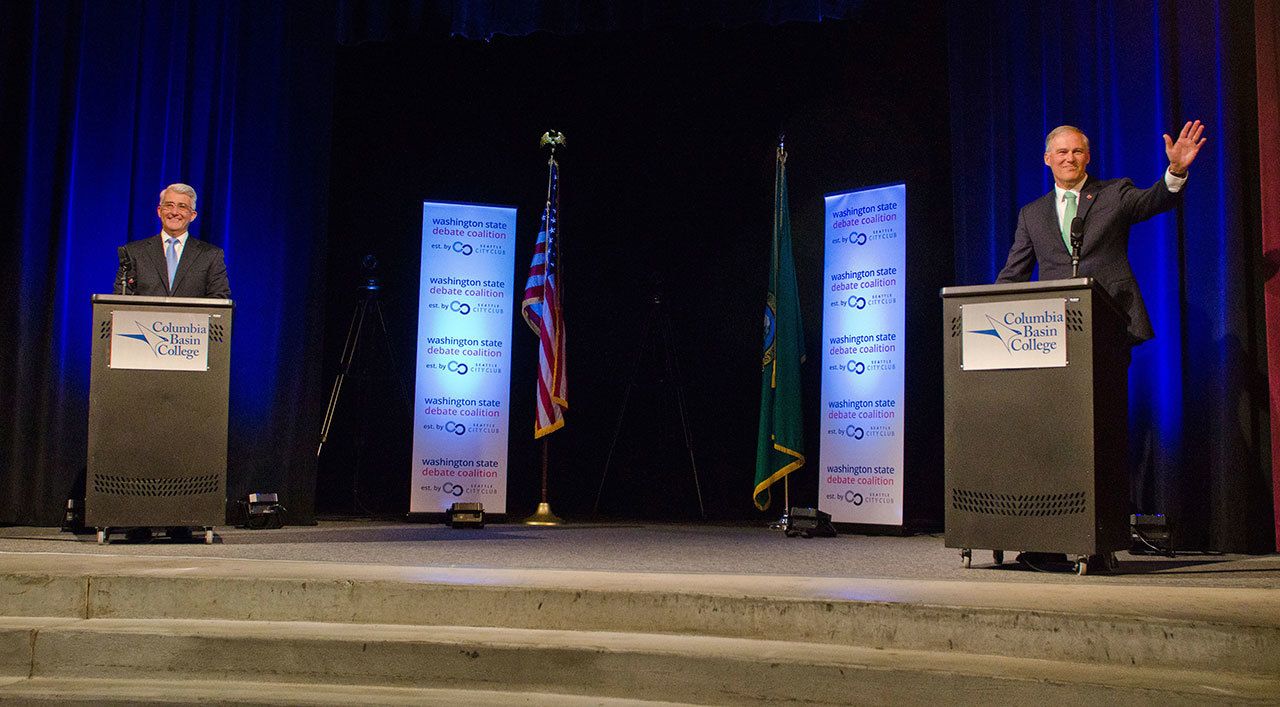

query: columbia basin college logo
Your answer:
[961,299,1067,371]
[110,311,210,371]
[967,312,1061,355]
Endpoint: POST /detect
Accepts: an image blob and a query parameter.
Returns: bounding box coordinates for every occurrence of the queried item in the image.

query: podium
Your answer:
[86,294,233,543]
[940,279,1129,574]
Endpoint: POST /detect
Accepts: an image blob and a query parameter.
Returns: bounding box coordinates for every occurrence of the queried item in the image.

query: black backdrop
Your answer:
[319,3,953,522]
[4,1,1269,551]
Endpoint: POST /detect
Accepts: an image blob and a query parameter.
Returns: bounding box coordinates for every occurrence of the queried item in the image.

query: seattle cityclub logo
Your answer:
[444,421,466,435]
[839,231,868,246]
[446,361,469,375]
[450,241,473,255]
[449,301,471,315]
[442,482,465,497]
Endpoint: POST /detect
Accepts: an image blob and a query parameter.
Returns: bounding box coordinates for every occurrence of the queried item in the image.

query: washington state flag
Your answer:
[753,145,805,510]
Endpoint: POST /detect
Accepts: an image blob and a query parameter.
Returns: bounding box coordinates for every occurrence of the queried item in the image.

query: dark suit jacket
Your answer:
[115,234,231,299]
[995,176,1181,343]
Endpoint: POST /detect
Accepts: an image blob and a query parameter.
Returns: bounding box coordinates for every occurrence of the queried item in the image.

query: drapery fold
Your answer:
[335,0,863,44]
[949,1,1271,552]
[0,0,334,525]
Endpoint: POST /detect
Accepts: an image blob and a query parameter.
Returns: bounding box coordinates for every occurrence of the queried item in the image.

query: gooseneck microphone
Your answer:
[117,246,136,295]
[1070,216,1084,278]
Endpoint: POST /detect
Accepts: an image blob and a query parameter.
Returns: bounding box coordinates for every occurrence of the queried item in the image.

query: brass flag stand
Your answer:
[523,130,568,526]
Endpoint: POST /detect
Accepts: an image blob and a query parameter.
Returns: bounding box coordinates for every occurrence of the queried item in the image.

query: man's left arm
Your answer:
[1124,120,1207,221]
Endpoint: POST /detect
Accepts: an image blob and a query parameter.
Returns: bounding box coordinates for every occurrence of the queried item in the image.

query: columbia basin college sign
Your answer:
[110,311,210,371]
[411,201,517,514]
[961,299,1068,371]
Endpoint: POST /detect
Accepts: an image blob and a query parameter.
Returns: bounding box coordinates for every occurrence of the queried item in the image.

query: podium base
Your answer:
[523,502,563,526]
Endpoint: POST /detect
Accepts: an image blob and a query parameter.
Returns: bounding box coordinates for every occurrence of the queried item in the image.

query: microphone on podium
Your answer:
[117,246,136,294]
[1070,216,1084,277]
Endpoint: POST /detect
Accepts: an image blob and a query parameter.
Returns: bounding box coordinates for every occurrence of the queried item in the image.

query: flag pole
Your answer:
[524,130,567,526]
[764,134,797,530]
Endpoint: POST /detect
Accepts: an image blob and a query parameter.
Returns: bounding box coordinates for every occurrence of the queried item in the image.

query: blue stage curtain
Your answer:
[0,0,334,525]
[948,1,1272,551]
[336,0,864,44]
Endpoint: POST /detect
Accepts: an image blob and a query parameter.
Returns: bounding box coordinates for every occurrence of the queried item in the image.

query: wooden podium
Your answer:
[85,294,233,543]
[940,278,1130,575]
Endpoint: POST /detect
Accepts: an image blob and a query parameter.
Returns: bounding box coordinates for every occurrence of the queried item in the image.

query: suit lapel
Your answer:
[171,238,198,294]
[146,235,171,294]
[1075,177,1099,251]
[1039,191,1061,252]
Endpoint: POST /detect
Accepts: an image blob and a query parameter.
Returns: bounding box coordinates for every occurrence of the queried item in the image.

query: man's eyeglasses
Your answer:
[159,201,193,213]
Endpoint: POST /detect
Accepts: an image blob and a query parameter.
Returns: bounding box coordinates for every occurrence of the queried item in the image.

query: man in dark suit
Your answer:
[996,122,1206,569]
[996,121,1206,344]
[115,183,231,299]
[112,183,230,543]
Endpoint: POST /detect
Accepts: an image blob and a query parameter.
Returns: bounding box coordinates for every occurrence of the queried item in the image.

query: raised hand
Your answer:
[1163,120,1207,174]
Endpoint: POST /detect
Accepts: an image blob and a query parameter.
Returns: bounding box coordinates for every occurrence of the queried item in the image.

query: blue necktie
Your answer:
[166,237,180,289]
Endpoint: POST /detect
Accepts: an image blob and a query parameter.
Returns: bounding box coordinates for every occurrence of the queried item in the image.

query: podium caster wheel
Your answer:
[204,528,214,544]
[1075,558,1089,576]
[993,550,1004,565]
[96,528,108,545]
[961,549,972,569]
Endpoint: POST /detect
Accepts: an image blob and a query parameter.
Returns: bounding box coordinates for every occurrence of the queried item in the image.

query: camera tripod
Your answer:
[317,256,408,515]
[593,288,706,518]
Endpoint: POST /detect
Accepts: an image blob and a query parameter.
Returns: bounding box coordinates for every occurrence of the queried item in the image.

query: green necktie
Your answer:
[1061,191,1077,252]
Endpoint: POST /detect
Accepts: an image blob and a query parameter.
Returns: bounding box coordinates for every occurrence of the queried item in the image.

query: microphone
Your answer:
[117,246,136,294]
[1070,216,1084,277]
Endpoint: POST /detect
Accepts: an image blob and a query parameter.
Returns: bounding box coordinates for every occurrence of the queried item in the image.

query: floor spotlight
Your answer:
[239,492,285,529]
[447,502,485,529]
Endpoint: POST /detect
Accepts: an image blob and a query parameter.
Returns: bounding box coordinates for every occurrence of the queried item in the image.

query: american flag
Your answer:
[522,158,567,438]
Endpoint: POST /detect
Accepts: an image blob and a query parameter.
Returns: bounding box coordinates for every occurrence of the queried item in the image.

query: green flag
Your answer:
[754,145,805,511]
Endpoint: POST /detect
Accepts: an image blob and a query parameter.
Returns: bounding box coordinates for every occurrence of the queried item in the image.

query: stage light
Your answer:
[1130,513,1172,556]
[784,507,837,538]
[237,492,285,529]
[447,502,485,529]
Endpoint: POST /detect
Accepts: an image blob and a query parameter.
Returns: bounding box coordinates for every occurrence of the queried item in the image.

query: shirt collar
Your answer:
[164,232,189,246]
[1054,174,1088,200]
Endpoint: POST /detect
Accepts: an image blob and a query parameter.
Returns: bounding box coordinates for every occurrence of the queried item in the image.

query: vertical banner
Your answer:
[818,183,907,526]
[411,201,517,514]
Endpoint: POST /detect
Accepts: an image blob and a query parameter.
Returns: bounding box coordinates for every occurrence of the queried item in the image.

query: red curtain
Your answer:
[1257,0,1280,551]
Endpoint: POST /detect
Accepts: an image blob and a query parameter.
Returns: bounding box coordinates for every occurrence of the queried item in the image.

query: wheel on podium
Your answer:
[204,528,214,544]
[96,528,108,545]
[961,548,972,568]
[1075,557,1089,576]
[992,550,1004,565]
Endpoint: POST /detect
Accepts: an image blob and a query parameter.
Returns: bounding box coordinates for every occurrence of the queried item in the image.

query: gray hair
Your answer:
[159,183,198,210]
[1044,126,1090,152]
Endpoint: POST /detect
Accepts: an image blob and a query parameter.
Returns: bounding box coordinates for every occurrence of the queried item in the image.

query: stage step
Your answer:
[1,554,1278,703]
[1,617,1277,705]
[0,676,696,706]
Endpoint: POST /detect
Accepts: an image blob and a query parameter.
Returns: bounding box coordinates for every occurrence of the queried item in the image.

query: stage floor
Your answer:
[1,520,1276,589]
